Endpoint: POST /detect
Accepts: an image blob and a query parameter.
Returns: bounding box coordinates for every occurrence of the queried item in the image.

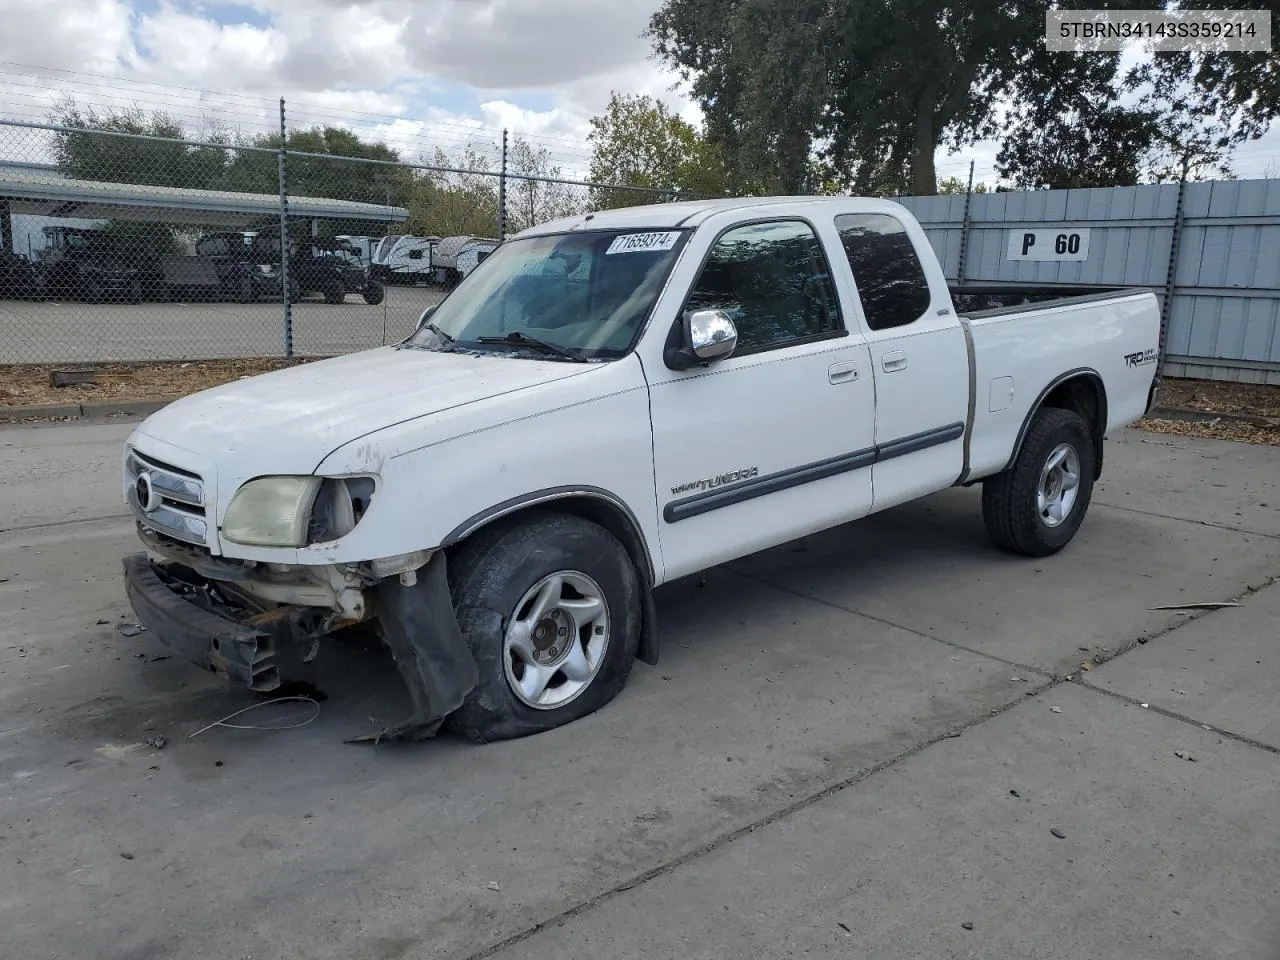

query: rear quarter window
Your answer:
[834,213,932,331]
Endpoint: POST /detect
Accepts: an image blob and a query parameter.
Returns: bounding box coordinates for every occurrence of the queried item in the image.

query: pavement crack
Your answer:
[1094,501,1280,540]
[724,566,1054,681]
[0,513,131,535]
[458,575,1280,958]
[1072,681,1280,757]
[459,681,1051,960]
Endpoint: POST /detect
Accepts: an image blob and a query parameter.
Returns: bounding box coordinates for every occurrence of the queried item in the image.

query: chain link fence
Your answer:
[0,109,687,366]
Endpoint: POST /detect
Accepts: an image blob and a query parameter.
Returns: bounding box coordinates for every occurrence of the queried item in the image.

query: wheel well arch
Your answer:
[441,487,660,666]
[1010,370,1108,479]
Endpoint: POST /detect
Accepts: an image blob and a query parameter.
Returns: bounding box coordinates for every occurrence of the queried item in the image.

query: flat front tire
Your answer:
[982,407,1096,557]
[445,512,641,743]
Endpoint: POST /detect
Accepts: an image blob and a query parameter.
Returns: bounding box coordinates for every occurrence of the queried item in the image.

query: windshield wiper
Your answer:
[475,332,588,363]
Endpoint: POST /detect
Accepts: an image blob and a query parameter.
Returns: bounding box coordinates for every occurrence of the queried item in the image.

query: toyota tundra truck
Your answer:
[120,196,1162,743]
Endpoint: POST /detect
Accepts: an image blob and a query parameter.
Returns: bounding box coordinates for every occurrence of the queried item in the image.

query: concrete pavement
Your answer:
[0,419,1276,960]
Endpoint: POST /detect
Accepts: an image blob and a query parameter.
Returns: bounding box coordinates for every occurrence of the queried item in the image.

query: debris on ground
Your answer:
[116,623,145,638]
[1138,378,1280,445]
[1050,828,1067,839]
[837,922,851,933]
[961,922,974,931]
[1174,751,1198,762]
[119,852,134,860]
[144,734,166,750]
[486,881,501,892]
[1050,706,1062,714]
[1009,789,1021,798]
[1150,602,1241,611]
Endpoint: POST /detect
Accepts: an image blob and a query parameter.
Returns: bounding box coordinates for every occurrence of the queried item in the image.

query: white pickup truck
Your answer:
[121,196,1162,743]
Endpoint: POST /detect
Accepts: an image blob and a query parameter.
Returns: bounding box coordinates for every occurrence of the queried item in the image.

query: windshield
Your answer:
[404,228,689,361]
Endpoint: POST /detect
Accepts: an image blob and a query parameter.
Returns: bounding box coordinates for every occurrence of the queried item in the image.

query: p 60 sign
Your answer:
[1006,228,1091,262]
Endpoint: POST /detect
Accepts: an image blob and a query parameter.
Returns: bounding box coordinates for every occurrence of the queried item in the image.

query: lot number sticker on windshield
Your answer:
[605,232,681,255]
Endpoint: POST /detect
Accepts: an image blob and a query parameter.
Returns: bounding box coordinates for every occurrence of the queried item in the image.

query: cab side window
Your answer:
[834,213,931,331]
[683,220,842,354]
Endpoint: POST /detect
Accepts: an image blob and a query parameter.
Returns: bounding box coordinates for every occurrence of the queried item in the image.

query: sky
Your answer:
[0,0,1276,186]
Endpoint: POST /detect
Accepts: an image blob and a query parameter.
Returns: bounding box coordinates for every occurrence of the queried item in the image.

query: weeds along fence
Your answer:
[0,111,686,365]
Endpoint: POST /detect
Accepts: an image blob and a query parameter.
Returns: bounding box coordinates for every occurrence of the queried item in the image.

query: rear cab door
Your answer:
[637,204,877,581]
[829,204,969,510]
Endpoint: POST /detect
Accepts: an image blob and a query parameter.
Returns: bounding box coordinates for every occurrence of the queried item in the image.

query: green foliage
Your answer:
[648,0,1278,195]
[586,92,729,208]
[50,99,231,189]
[937,175,989,194]
[407,148,501,237]
[505,138,587,233]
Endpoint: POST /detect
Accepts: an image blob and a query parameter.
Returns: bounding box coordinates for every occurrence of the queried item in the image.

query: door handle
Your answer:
[828,361,859,384]
[881,350,908,373]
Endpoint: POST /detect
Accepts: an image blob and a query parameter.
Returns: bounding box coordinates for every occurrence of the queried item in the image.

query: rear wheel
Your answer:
[445,513,641,743]
[323,279,344,304]
[361,280,385,305]
[982,407,1095,557]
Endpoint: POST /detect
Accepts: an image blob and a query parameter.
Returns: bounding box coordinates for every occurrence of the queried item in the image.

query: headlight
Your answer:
[222,476,321,547]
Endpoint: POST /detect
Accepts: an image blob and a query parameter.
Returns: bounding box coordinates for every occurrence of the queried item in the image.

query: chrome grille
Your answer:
[125,447,209,546]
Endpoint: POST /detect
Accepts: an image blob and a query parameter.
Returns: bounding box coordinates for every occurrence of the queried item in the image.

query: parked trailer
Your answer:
[371,235,439,284]
[456,238,502,279]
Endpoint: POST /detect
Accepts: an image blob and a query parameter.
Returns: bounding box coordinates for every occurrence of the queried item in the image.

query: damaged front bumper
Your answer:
[121,550,479,742]
[122,552,309,691]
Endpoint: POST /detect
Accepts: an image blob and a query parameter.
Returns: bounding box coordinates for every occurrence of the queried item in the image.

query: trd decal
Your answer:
[1124,349,1157,368]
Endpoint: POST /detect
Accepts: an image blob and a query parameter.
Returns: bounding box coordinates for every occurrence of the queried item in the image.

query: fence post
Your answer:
[498,128,508,241]
[955,159,975,285]
[277,96,293,360]
[1159,173,1187,375]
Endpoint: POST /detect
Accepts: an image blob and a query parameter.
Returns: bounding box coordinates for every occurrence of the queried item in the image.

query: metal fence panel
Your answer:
[897,179,1280,384]
[0,113,691,368]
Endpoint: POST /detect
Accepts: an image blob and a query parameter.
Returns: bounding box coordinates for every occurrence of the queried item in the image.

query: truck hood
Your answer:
[131,346,594,474]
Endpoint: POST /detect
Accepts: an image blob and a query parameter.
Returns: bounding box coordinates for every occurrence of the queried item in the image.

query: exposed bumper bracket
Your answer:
[346,551,479,744]
[123,552,282,691]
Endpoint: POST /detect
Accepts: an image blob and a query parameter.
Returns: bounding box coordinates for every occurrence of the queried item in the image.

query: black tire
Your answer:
[323,280,344,305]
[361,280,385,305]
[445,512,642,743]
[982,407,1095,558]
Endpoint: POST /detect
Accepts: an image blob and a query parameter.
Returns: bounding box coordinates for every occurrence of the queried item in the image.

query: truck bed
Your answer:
[950,283,1132,317]
[956,287,1162,483]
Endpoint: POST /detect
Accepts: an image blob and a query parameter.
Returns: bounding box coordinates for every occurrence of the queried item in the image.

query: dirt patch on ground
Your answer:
[0,358,323,408]
[1137,376,1280,446]
[1155,376,1280,420]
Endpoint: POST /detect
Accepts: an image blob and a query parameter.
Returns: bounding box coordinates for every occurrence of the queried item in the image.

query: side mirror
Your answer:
[416,305,437,332]
[665,309,738,370]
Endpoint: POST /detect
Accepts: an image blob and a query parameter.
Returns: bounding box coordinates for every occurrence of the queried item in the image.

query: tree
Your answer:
[407,148,501,238]
[587,92,728,207]
[648,0,1272,196]
[49,99,230,189]
[937,175,989,194]
[504,138,586,233]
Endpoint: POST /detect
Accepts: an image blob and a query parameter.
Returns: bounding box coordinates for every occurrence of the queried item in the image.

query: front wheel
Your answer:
[445,512,642,743]
[361,280,384,305]
[982,407,1095,558]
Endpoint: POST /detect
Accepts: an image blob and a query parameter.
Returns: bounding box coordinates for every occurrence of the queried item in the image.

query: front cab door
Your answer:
[642,217,876,581]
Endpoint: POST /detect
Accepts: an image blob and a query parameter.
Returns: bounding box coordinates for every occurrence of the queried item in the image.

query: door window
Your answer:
[834,213,931,331]
[683,220,842,354]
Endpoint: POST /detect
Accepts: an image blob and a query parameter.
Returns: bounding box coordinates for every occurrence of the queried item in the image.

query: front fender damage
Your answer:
[347,551,478,743]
